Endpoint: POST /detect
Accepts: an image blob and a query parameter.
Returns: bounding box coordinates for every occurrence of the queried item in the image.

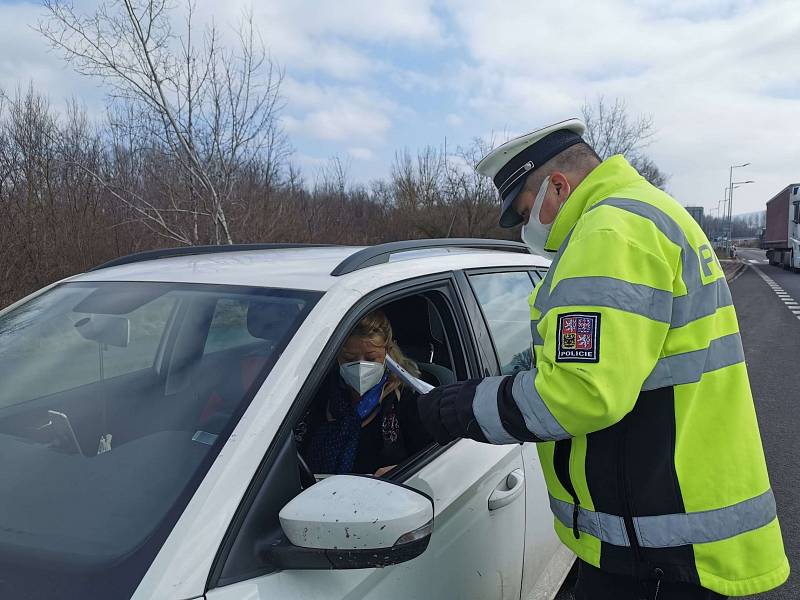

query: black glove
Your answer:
[417,379,488,446]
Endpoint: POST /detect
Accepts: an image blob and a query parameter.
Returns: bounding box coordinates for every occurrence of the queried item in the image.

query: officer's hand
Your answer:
[416,385,454,445]
[417,379,488,445]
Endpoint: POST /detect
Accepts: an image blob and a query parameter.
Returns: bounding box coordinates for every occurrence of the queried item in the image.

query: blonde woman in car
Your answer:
[295,309,431,477]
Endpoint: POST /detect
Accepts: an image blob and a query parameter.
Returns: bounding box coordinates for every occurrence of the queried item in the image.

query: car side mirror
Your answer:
[264,475,433,570]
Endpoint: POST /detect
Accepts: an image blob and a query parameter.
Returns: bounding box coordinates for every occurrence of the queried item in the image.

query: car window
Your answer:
[214,285,474,586]
[295,291,466,479]
[0,289,177,404]
[105,294,177,378]
[204,298,265,354]
[468,271,535,375]
[0,281,320,600]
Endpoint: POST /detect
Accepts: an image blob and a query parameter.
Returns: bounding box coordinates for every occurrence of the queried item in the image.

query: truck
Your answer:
[763,183,800,270]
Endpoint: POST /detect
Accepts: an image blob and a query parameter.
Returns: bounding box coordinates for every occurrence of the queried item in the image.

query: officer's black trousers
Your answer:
[573,560,728,600]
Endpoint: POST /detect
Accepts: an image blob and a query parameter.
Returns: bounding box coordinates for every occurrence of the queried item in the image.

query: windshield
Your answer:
[0,281,320,599]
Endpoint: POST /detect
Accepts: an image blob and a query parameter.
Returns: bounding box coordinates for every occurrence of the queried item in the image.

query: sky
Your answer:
[0,0,798,216]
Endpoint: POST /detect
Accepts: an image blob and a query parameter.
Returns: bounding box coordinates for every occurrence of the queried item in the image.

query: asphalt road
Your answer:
[734,249,799,600]
[555,249,799,599]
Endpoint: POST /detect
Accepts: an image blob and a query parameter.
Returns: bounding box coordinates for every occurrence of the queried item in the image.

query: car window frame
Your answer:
[207,272,483,590]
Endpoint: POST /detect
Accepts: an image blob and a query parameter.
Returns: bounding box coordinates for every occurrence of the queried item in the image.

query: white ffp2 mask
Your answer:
[520,175,567,257]
[339,361,386,396]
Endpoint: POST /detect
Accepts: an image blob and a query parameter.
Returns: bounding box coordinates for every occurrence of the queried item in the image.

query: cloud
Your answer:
[190,0,444,164]
[443,0,800,213]
[0,0,798,214]
[292,106,391,142]
[207,0,445,81]
[446,113,463,127]
[281,78,394,142]
[0,2,105,114]
[348,147,374,160]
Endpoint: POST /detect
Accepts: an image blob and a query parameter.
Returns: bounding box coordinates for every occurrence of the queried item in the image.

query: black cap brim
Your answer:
[499,177,525,228]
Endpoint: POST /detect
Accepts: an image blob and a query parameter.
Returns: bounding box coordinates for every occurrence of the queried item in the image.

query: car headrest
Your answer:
[382,296,447,361]
[246,301,302,340]
[382,296,430,350]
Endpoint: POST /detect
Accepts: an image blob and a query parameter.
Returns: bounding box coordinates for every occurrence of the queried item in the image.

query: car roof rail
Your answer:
[330,238,530,276]
[90,243,334,271]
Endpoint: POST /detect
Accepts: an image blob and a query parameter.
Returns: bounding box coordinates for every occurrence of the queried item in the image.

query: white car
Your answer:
[0,239,574,600]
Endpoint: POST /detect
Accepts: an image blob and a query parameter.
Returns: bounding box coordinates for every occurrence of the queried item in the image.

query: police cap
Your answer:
[476,118,586,228]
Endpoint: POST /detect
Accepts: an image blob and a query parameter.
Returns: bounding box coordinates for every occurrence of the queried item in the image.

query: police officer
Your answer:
[417,119,788,599]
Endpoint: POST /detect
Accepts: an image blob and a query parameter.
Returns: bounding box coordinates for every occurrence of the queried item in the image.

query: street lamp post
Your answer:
[725,180,754,253]
[722,187,734,247]
[727,163,751,255]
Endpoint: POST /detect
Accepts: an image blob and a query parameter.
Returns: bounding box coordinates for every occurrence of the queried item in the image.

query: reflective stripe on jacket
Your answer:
[472,156,789,596]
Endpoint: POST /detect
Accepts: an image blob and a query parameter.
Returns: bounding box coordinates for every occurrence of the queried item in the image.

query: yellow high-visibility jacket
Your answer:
[469,156,788,596]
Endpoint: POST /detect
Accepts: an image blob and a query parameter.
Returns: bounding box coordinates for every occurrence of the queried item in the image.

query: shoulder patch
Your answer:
[556,312,600,363]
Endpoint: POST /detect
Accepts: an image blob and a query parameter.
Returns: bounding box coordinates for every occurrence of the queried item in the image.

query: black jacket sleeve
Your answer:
[397,386,433,454]
[416,378,489,445]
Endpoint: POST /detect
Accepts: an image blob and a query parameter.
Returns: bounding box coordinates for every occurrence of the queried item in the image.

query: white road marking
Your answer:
[750,264,800,321]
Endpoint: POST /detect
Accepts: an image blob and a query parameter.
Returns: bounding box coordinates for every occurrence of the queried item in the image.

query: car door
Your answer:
[206,277,526,600]
[463,268,574,600]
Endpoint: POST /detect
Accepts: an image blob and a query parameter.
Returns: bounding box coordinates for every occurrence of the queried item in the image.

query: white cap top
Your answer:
[475,118,587,227]
[476,118,586,179]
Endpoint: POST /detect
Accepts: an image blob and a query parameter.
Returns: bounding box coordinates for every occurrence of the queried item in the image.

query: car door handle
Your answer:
[488,468,525,511]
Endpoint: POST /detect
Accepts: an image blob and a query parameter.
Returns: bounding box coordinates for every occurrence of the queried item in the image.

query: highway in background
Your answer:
[735,249,799,599]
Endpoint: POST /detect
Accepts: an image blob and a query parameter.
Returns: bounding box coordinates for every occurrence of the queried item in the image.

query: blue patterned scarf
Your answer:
[306,371,389,474]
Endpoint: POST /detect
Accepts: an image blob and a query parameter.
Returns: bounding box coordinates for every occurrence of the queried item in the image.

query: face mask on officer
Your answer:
[517,172,571,256]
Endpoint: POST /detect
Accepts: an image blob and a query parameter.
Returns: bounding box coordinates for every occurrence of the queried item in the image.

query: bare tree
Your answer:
[0,81,518,307]
[581,96,669,190]
[392,148,436,213]
[629,155,668,190]
[444,138,501,238]
[38,0,288,244]
[384,139,508,240]
[0,85,135,305]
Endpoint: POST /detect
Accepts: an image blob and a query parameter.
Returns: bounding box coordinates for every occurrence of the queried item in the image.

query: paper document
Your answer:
[385,355,435,395]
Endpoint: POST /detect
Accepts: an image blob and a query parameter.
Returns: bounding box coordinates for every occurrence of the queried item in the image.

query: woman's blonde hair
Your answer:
[349,309,421,393]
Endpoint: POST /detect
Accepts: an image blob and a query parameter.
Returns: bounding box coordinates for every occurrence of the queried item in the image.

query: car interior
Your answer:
[293,290,467,485]
[0,286,316,569]
[0,294,306,450]
[214,288,473,586]
[382,293,460,388]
